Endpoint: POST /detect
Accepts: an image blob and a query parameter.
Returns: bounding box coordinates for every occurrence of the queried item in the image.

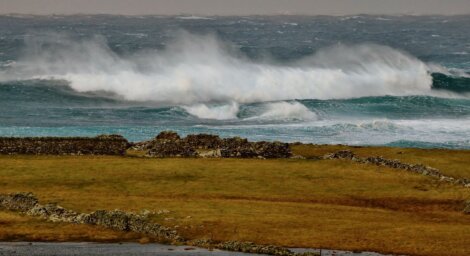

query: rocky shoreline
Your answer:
[0,192,318,256]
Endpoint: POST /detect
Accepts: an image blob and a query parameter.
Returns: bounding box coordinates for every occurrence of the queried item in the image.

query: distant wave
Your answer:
[176,16,215,20]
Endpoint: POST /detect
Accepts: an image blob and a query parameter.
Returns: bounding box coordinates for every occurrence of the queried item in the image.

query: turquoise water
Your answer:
[0,15,469,148]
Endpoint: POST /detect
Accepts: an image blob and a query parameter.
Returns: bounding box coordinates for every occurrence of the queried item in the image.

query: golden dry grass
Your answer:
[0,146,469,256]
[0,211,149,242]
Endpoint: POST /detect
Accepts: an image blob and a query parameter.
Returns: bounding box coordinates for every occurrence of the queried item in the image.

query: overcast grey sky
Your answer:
[1,0,470,16]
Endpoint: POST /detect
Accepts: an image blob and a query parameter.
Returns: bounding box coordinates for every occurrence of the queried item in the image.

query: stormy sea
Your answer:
[0,14,469,148]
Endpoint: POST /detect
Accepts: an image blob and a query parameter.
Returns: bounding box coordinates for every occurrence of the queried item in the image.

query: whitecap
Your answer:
[183,102,239,120]
[0,32,445,106]
[247,101,317,122]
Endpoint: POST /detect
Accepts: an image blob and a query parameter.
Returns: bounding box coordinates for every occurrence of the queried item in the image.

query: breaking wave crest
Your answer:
[183,102,239,120]
[0,32,442,107]
[182,101,317,121]
[247,101,318,121]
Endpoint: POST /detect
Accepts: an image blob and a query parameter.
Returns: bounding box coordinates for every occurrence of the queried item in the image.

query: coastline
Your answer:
[0,133,469,256]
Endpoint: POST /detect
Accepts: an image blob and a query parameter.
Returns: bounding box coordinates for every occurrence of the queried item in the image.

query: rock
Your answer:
[216,241,295,256]
[156,131,181,141]
[190,238,214,248]
[0,192,38,212]
[323,150,356,160]
[129,141,148,151]
[191,239,319,256]
[28,203,86,223]
[184,134,222,149]
[198,149,222,158]
[86,210,131,231]
[464,201,470,214]
[148,141,197,157]
[220,137,256,158]
[254,141,292,159]
[140,209,152,216]
[157,209,170,215]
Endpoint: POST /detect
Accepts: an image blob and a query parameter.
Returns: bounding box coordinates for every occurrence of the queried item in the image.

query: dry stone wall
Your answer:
[0,192,319,256]
[0,135,129,155]
[143,131,292,159]
[0,192,181,241]
[323,150,470,188]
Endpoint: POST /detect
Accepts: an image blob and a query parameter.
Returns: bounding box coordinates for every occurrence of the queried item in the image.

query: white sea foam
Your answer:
[0,32,444,107]
[183,102,239,120]
[176,16,215,20]
[249,101,317,121]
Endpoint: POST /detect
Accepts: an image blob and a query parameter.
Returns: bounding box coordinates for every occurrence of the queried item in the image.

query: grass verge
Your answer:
[0,144,469,256]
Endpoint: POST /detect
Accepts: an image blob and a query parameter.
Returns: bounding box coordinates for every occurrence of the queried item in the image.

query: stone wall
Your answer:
[0,192,181,242]
[142,131,292,159]
[0,192,318,256]
[323,150,470,188]
[0,135,130,155]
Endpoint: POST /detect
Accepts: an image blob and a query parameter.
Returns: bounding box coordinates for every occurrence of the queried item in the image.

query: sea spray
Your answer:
[1,33,437,105]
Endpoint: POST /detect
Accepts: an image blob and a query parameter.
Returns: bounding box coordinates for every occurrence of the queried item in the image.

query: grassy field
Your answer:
[0,145,469,256]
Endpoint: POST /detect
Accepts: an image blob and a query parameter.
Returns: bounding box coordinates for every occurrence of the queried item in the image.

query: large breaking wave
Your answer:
[1,32,445,104]
[3,32,468,121]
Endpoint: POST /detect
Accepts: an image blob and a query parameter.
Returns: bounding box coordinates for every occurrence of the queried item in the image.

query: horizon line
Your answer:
[2,12,470,17]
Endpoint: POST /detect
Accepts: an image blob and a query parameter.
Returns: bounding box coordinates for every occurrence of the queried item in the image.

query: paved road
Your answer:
[0,242,395,256]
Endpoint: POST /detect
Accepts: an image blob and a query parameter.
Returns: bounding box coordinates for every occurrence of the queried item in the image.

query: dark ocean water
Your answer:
[0,15,469,147]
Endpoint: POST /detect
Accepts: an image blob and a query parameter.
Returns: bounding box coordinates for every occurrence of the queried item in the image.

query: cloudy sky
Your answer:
[1,0,469,15]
